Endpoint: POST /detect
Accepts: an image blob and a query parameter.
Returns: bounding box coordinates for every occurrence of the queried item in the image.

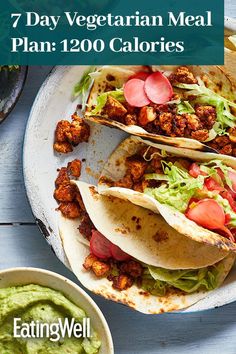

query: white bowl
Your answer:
[0,267,114,354]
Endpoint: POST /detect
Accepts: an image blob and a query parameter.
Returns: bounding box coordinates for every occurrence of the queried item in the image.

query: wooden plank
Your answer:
[225,0,236,19]
[0,66,52,222]
[1,225,236,354]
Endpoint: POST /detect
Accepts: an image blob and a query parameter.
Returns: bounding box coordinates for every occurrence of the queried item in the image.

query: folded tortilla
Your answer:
[84,65,236,152]
[59,182,235,314]
[98,136,236,252]
[74,181,228,269]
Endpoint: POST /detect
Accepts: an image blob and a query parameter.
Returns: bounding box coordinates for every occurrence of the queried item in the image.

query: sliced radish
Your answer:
[90,230,112,259]
[129,71,150,81]
[186,199,234,241]
[110,244,131,261]
[124,79,151,107]
[144,72,173,104]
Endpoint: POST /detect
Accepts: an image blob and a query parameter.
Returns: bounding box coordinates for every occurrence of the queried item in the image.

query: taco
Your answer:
[98,136,236,252]
[59,181,234,314]
[81,65,236,155]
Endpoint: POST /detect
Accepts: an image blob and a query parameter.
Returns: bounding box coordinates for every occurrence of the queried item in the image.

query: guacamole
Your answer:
[0,284,101,353]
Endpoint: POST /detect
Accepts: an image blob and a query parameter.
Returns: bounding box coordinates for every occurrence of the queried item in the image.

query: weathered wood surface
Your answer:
[0,66,51,223]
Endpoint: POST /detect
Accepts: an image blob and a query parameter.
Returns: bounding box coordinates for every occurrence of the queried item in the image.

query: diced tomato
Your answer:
[216,168,236,194]
[225,213,231,225]
[90,230,112,259]
[189,163,201,178]
[189,163,207,178]
[129,71,150,81]
[189,197,200,204]
[221,191,236,212]
[216,168,224,180]
[226,186,236,199]
[110,244,131,261]
[204,177,224,192]
[228,171,236,192]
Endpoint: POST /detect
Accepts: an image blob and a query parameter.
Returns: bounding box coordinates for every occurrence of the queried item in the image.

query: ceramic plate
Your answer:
[24,19,236,313]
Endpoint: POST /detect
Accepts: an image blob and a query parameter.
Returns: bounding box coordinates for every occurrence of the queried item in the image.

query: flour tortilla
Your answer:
[98,136,236,252]
[72,181,228,270]
[59,214,235,315]
[85,65,235,152]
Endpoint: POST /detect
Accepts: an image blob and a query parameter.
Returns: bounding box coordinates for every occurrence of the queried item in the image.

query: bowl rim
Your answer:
[0,266,114,354]
[0,65,28,124]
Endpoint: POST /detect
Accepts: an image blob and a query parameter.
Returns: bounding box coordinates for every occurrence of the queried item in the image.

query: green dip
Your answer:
[0,284,101,353]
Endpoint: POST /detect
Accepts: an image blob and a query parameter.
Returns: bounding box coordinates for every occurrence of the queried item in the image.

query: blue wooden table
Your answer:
[1,5,236,353]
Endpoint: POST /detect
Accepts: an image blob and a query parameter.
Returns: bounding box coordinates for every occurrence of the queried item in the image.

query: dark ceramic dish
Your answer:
[0,66,28,123]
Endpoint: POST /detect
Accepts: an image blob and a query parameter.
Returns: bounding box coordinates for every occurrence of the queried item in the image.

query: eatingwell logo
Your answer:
[13,317,91,342]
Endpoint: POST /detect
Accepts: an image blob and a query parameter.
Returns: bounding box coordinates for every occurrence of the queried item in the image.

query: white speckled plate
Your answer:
[24,65,128,266]
[24,18,236,314]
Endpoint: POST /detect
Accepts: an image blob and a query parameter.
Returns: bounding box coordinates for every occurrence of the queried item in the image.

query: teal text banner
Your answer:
[0,0,224,65]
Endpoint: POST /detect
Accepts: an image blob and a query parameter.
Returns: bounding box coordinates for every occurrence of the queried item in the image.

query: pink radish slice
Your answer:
[185,199,234,241]
[129,71,150,81]
[110,244,131,261]
[144,72,173,104]
[90,230,112,259]
[124,79,151,107]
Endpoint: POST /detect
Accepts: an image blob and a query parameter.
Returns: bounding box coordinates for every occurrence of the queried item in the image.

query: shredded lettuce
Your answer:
[73,66,96,108]
[177,101,195,114]
[141,277,167,296]
[141,267,167,296]
[141,263,221,295]
[143,147,168,161]
[166,98,181,105]
[144,173,168,181]
[90,89,125,115]
[175,78,236,135]
[215,195,236,227]
[144,161,205,212]
[201,160,234,189]
[144,157,236,226]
